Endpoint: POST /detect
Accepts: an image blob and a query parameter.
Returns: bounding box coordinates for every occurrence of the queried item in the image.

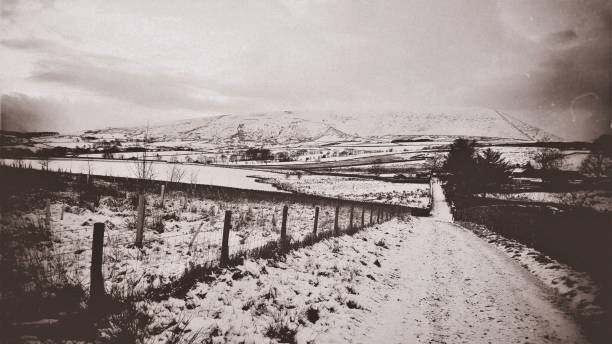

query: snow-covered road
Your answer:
[330,180,587,343]
[325,181,588,343]
[341,218,588,343]
[430,178,453,221]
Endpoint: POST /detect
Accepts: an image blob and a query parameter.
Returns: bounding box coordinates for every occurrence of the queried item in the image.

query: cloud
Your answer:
[542,29,578,46]
[0,38,51,50]
[1,38,242,112]
[1,92,210,132]
[0,0,18,18]
[1,93,67,132]
[30,58,226,111]
[1,0,54,19]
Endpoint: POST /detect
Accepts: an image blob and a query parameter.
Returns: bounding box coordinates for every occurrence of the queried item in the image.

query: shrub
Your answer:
[305,306,319,323]
[331,242,341,254]
[374,239,388,249]
[149,213,165,234]
[165,316,203,344]
[98,285,152,343]
[99,302,151,344]
[346,299,362,309]
[264,310,297,343]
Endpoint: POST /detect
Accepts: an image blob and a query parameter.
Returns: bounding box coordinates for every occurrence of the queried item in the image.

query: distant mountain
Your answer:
[87,108,559,144]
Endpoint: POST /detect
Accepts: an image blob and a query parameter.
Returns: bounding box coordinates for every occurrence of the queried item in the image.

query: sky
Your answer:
[0,0,610,140]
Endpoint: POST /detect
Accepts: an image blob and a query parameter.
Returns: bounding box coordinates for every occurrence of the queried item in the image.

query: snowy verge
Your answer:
[457,221,606,322]
[138,219,410,344]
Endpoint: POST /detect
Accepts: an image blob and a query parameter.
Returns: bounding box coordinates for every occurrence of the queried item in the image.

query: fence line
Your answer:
[2,179,412,312]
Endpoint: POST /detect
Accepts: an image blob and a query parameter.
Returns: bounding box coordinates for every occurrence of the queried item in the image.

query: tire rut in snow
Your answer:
[335,218,589,344]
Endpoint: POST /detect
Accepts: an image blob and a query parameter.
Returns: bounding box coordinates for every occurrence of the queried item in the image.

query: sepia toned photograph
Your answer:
[1,1,610,343]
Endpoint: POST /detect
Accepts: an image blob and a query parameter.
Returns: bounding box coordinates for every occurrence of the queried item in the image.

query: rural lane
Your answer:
[326,180,588,343]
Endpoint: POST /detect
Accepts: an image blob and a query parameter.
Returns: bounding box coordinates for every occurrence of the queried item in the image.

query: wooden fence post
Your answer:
[281,205,289,251]
[160,185,165,208]
[89,222,105,310]
[313,206,319,237]
[135,194,145,247]
[60,205,64,220]
[334,204,340,235]
[45,199,51,229]
[361,207,365,228]
[377,208,381,223]
[220,210,232,266]
[349,205,354,230]
[370,208,374,225]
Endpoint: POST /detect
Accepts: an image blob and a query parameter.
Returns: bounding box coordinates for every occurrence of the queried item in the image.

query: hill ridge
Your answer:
[88,109,558,143]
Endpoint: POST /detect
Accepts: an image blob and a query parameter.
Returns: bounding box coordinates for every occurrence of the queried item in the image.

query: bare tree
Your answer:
[13,155,25,169]
[166,156,186,184]
[533,148,564,171]
[129,125,156,191]
[85,159,95,184]
[130,157,156,183]
[424,154,445,173]
[580,134,612,178]
[581,154,612,178]
[561,191,588,208]
[188,168,199,195]
[40,156,50,171]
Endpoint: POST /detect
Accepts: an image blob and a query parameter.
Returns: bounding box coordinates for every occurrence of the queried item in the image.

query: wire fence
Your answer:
[1,189,409,312]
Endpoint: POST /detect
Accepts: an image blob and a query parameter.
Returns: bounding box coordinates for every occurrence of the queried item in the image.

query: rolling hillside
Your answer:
[87,109,558,144]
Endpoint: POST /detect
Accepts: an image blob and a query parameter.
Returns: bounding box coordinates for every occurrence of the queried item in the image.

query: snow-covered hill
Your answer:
[86,108,557,143]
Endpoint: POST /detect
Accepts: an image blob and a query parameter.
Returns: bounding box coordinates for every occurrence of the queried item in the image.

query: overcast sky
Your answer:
[1,0,610,140]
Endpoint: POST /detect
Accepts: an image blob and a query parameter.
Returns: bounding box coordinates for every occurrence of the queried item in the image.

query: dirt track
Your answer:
[327,180,588,343]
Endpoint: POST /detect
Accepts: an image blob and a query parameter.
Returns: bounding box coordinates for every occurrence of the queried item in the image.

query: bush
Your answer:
[346,299,362,309]
[99,302,151,344]
[305,306,319,323]
[149,213,165,234]
[442,139,511,196]
[264,310,297,343]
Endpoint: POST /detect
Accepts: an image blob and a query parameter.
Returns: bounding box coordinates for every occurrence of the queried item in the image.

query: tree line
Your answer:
[438,134,611,197]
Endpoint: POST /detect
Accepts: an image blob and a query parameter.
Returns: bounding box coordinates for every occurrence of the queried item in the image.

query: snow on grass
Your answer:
[479,190,612,212]
[1,191,353,299]
[482,146,590,171]
[271,174,431,208]
[140,219,408,344]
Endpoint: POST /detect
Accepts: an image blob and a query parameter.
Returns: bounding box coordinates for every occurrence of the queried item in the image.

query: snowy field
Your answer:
[268,174,431,208]
[481,146,589,170]
[479,190,612,212]
[1,189,359,297]
[1,158,285,192]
